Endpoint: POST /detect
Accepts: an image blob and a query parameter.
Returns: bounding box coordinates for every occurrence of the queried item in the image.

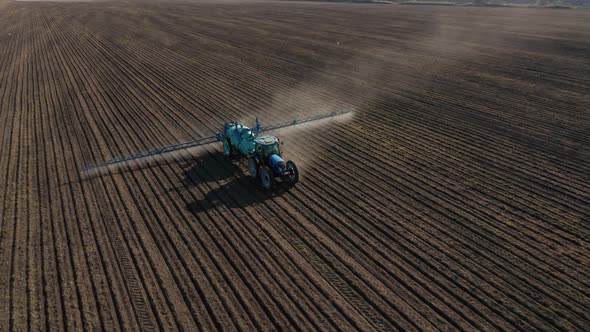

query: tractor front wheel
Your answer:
[260,166,273,190]
[285,161,299,184]
[248,157,258,178]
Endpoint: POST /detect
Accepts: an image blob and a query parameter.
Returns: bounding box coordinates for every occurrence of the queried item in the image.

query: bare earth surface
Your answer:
[0,1,589,330]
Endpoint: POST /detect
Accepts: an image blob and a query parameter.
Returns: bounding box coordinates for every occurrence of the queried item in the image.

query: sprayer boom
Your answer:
[83,110,351,172]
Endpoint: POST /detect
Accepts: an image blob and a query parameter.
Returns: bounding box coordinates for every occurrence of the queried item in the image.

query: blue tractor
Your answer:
[222,120,299,189]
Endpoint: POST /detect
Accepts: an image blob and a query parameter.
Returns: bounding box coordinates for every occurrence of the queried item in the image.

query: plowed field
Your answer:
[0,1,589,330]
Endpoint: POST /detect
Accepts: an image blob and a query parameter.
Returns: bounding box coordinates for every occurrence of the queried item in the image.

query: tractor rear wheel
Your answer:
[285,161,299,184]
[223,138,232,157]
[260,166,273,190]
[248,157,258,178]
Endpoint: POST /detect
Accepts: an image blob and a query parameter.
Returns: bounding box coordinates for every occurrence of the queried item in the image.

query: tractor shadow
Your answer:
[182,152,293,213]
[186,180,293,213]
[180,152,240,188]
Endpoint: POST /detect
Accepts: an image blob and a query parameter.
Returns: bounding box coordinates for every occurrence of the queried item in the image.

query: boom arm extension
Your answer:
[83,109,351,172]
[257,109,351,133]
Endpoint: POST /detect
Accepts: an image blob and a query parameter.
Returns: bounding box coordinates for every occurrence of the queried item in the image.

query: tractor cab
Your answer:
[254,136,281,158]
[254,136,284,175]
[240,129,255,140]
[247,135,298,189]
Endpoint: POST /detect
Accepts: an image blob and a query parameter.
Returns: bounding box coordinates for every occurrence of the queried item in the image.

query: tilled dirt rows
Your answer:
[0,1,589,330]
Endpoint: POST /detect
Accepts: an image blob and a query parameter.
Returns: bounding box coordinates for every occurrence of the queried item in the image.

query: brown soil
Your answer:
[0,1,589,330]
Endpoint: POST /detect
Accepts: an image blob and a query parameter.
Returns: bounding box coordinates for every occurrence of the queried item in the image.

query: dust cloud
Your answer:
[249,8,533,169]
[82,7,534,180]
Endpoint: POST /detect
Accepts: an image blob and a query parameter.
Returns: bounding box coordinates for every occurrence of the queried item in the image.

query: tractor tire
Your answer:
[285,161,299,184]
[223,138,232,157]
[260,166,273,190]
[248,157,258,178]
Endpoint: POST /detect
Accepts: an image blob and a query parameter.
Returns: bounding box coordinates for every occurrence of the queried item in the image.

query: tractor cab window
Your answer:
[263,143,280,157]
[241,130,253,140]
